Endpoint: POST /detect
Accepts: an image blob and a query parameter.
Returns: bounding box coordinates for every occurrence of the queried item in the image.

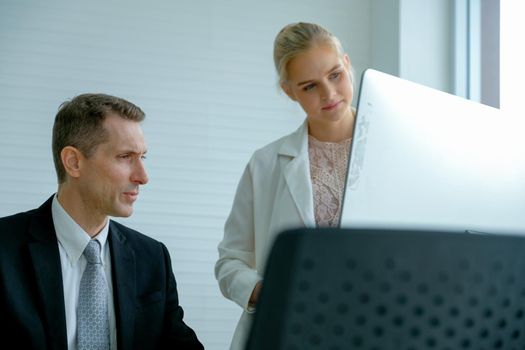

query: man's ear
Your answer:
[60,146,83,179]
[281,82,297,101]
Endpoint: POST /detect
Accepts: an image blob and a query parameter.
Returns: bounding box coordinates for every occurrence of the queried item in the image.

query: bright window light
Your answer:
[500,1,525,114]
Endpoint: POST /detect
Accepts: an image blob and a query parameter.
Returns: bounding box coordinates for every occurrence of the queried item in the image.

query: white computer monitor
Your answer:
[340,69,525,235]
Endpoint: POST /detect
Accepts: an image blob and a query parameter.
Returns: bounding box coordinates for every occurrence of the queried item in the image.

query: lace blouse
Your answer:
[308,135,352,227]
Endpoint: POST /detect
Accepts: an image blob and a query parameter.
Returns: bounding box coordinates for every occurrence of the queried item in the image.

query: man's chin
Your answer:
[110,206,134,218]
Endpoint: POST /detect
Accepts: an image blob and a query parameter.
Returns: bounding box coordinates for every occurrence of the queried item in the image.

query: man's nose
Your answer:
[132,159,148,185]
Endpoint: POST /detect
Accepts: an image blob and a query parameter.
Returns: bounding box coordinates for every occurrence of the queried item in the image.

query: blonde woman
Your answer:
[215,22,356,350]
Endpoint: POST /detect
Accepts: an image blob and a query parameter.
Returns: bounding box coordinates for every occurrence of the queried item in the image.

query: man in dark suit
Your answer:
[0,93,204,349]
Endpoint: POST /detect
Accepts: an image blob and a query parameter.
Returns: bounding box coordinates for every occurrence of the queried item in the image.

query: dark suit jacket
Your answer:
[0,196,204,350]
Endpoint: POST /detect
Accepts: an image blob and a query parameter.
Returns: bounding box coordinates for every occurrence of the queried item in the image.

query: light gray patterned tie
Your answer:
[77,240,110,350]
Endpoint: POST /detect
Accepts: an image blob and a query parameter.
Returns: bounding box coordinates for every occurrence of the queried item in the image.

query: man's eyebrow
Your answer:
[116,148,148,154]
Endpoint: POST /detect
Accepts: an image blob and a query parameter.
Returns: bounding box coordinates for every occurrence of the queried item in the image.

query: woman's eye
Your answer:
[303,84,316,91]
[330,72,341,80]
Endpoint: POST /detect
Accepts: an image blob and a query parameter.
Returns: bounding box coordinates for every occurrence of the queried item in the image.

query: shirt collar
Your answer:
[51,194,110,265]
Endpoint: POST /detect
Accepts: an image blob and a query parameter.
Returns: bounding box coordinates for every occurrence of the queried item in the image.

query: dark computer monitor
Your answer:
[245,228,525,350]
[340,69,525,235]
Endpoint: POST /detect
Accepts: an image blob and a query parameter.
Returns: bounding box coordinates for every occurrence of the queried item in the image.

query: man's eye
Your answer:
[118,154,131,159]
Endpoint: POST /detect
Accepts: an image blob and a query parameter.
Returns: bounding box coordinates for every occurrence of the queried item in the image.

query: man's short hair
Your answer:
[52,93,145,183]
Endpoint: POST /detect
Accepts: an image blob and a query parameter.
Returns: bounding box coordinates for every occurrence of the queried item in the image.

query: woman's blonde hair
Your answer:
[273,22,346,85]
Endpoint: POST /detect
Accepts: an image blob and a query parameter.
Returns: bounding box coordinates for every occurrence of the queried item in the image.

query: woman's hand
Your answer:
[248,281,263,307]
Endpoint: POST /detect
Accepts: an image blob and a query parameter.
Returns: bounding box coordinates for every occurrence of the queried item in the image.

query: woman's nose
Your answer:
[320,83,335,100]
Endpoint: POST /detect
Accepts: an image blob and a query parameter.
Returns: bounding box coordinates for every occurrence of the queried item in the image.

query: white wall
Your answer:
[370,0,401,77]
[399,0,454,93]
[0,1,457,348]
[0,1,372,349]
[369,0,455,94]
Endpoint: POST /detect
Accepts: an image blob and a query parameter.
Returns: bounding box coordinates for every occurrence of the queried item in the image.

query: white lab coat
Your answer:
[215,121,316,350]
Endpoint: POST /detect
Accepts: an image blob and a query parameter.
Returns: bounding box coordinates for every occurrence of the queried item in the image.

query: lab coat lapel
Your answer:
[280,122,316,227]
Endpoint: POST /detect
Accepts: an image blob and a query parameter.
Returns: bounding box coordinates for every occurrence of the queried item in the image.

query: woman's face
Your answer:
[282,43,354,128]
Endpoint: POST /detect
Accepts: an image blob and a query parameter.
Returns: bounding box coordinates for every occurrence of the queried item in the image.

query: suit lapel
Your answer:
[27,196,68,350]
[109,222,136,350]
[280,122,316,227]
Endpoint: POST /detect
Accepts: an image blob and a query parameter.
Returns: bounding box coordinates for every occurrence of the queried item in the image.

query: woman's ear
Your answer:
[343,53,351,69]
[281,82,297,101]
[60,146,83,179]
[343,54,354,86]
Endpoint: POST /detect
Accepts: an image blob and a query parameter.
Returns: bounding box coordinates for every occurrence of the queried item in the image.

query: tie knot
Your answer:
[83,240,102,264]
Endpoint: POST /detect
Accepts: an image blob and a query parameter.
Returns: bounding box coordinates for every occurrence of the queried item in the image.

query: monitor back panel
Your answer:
[340,69,525,235]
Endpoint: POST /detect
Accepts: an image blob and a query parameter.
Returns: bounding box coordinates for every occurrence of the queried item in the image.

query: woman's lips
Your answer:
[322,101,341,111]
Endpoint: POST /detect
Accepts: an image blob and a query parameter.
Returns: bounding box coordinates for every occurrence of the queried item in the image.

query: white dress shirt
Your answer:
[51,195,117,350]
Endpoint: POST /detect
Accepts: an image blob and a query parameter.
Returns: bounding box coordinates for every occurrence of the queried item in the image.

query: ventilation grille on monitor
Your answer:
[248,229,525,350]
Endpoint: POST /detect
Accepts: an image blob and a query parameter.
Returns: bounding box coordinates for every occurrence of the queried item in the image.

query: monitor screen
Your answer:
[340,69,525,235]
